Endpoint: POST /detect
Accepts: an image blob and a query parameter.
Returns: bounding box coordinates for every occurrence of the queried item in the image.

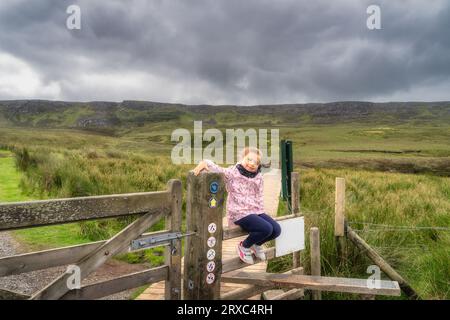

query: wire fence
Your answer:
[348,221,450,232]
[290,208,450,232]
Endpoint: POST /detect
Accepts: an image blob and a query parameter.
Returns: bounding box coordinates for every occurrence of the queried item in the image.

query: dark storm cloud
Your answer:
[0,0,449,103]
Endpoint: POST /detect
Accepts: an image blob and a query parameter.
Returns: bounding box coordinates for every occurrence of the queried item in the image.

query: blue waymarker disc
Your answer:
[210,181,219,194]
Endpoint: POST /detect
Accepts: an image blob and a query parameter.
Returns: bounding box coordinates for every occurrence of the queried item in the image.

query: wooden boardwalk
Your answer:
[137,169,281,300]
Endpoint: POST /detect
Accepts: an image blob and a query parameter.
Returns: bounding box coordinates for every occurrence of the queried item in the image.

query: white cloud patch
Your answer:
[0,52,61,99]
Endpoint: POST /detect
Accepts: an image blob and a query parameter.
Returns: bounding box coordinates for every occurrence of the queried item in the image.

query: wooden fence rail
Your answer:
[334,177,420,300]
[0,191,172,231]
[0,180,182,300]
[0,230,171,277]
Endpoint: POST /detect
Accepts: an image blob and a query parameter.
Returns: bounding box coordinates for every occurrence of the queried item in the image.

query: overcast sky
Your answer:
[0,0,449,105]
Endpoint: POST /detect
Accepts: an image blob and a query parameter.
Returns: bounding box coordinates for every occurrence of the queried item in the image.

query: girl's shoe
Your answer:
[237,241,254,264]
[251,244,266,261]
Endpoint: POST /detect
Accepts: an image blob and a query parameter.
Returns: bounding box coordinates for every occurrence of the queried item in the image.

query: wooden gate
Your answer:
[0,180,182,300]
[0,173,403,300]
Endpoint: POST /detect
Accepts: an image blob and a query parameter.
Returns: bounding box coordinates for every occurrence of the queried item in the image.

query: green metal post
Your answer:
[280,140,287,200]
[286,140,293,205]
[280,140,293,205]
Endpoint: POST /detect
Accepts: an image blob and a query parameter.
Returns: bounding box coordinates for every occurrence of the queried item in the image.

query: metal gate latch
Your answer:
[131,231,195,250]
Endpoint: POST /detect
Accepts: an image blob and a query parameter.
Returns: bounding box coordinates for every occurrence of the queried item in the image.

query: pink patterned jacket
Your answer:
[204,160,265,226]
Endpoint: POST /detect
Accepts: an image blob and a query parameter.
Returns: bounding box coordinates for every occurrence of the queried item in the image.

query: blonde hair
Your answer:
[241,147,262,162]
[240,147,272,168]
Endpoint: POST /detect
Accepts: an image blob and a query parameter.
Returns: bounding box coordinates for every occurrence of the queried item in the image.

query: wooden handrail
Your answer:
[0,190,171,231]
[0,230,171,277]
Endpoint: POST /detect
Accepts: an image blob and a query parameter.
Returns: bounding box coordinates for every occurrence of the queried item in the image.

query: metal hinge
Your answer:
[130,231,195,251]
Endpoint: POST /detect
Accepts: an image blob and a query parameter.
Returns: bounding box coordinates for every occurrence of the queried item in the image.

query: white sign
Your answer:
[208,223,217,234]
[206,249,216,260]
[206,273,215,284]
[207,236,216,248]
[275,217,305,257]
[207,261,216,272]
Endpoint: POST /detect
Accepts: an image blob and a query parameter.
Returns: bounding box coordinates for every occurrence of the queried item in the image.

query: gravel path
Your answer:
[0,231,66,296]
[0,231,149,300]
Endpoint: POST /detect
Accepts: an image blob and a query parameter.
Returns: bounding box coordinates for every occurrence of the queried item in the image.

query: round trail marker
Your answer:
[207,223,217,234]
[206,273,215,284]
[207,261,216,272]
[207,236,216,248]
[210,181,219,194]
[206,249,216,260]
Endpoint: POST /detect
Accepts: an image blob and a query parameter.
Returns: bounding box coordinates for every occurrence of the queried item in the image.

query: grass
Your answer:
[0,148,171,299]
[0,150,30,202]
[296,168,450,300]
[1,122,450,174]
[2,146,189,268]
[0,150,93,251]
[13,224,92,251]
[1,115,449,299]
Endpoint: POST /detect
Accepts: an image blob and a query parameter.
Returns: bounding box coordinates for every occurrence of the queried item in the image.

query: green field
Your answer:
[0,102,449,299]
[1,122,449,172]
[0,150,30,202]
[0,151,92,251]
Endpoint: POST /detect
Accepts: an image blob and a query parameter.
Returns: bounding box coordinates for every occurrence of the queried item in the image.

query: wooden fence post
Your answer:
[165,179,183,300]
[291,172,302,269]
[183,172,225,300]
[347,226,420,299]
[335,177,346,262]
[310,227,321,300]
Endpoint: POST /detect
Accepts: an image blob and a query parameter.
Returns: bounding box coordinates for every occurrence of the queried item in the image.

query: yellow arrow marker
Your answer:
[209,197,217,208]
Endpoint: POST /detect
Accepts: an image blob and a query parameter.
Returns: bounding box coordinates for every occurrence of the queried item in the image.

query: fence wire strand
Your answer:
[348,221,450,232]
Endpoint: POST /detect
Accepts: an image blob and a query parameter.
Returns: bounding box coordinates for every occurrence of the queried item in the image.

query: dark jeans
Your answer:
[234,213,281,248]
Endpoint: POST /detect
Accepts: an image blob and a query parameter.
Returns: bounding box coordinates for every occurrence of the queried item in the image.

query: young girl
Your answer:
[193,147,281,264]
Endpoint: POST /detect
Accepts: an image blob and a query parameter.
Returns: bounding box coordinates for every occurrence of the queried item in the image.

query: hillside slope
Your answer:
[1,100,449,130]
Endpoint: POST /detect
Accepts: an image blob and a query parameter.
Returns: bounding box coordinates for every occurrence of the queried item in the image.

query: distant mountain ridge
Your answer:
[0,100,449,129]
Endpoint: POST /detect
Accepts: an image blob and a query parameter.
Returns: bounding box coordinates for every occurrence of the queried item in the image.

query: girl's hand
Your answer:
[193,160,209,176]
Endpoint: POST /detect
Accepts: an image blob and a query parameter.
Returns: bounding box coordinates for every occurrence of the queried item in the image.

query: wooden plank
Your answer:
[217,233,267,301]
[267,288,304,300]
[346,226,420,299]
[221,271,401,296]
[222,247,275,274]
[221,285,270,300]
[61,266,168,300]
[335,178,347,262]
[0,190,171,231]
[223,267,304,300]
[263,267,304,300]
[0,230,170,277]
[290,172,300,215]
[183,172,225,300]
[290,172,302,268]
[0,288,30,300]
[30,210,167,300]
[310,227,321,300]
[223,214,296,240]
[164,179,183,300]
[262,290,284,300]
[334,178,345,236]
